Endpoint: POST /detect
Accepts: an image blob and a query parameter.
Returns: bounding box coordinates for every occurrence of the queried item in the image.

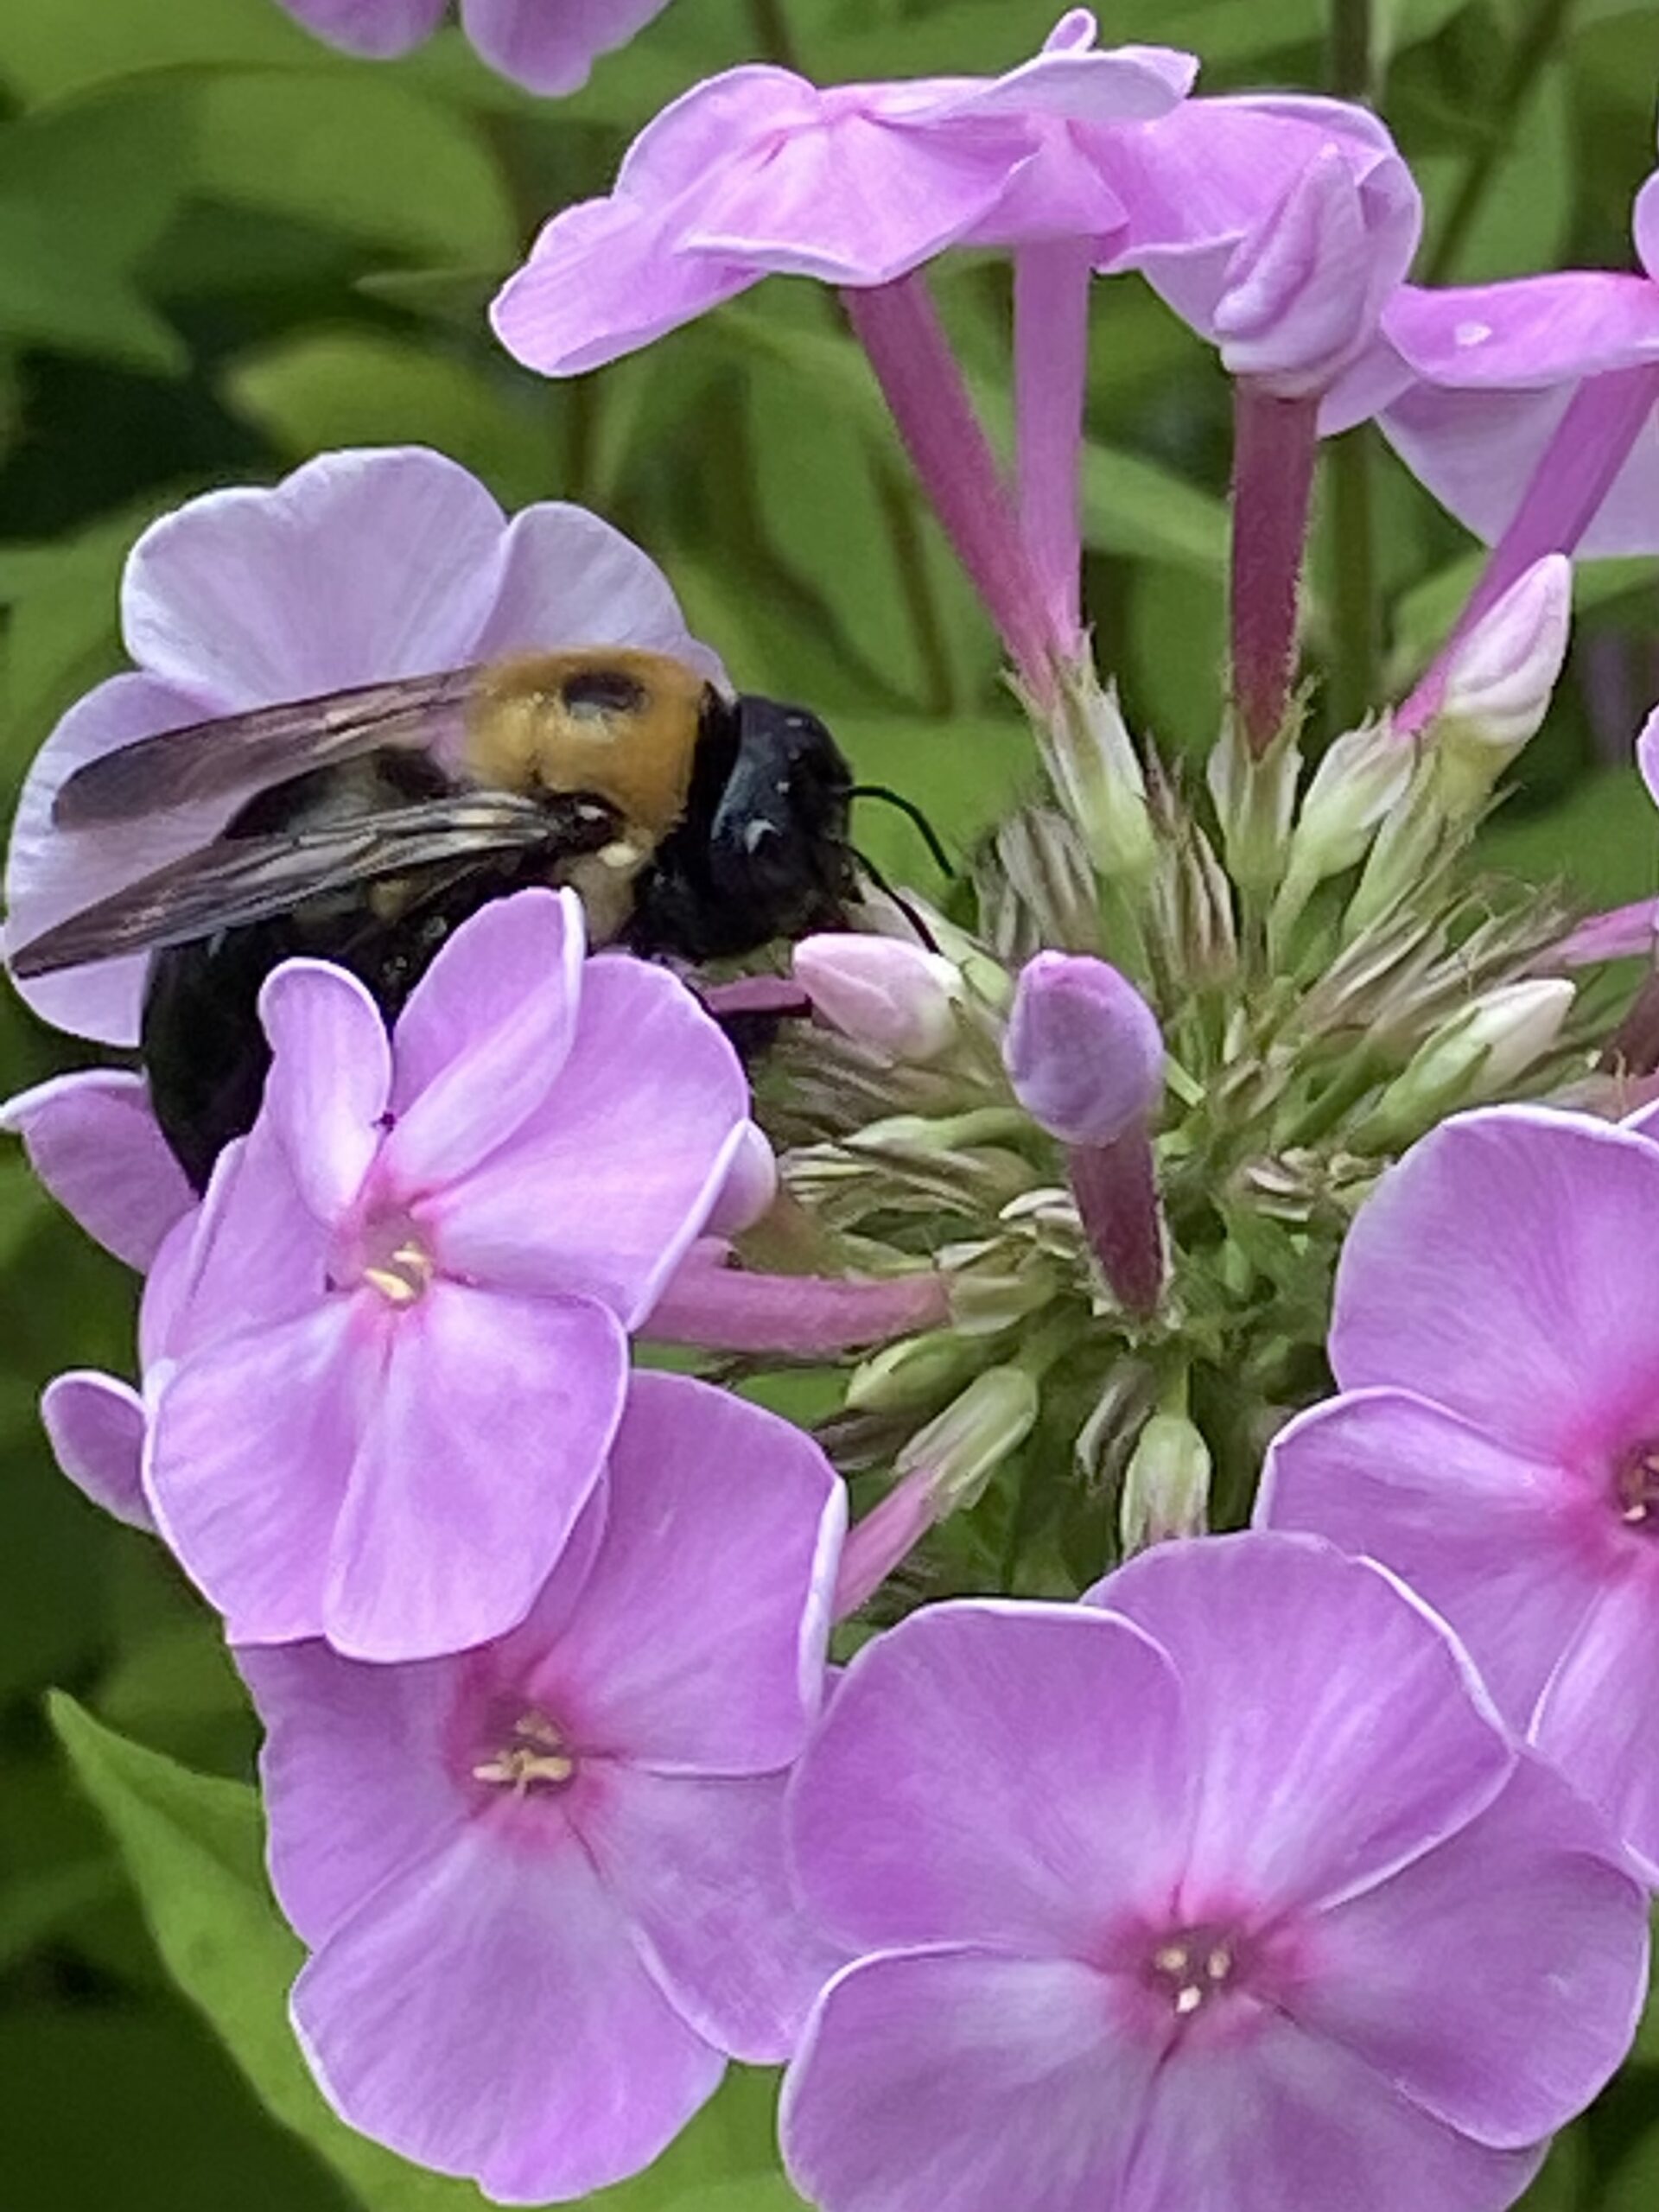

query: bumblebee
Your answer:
[10,649,855,1189]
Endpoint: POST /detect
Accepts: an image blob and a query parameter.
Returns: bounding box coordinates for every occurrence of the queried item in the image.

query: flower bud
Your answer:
[702,1120,778,1236]
[846,1329,981,1415]
[1039,659,1157,889]
[1119,1410,1211,1554]
[893,1364,1041,1510]
[1207,714,1300,897]
[794,933,962,1061]
[833,1467,937,1619]
[1003,951,1164,1148]
[1363,977,1575,1141]
[1279,717,1414,904]
[1427,556,1572,817]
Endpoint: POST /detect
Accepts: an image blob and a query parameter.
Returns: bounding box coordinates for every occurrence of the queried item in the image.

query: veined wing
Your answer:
[51,668,480,830]
[10,792,567,977]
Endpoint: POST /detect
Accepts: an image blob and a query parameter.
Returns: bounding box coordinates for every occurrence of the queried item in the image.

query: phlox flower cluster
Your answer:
[15,10,1659,2212]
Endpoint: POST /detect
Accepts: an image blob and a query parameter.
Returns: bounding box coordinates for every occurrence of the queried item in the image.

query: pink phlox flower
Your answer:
[242,1370,845,2202]
[491,11,1196,375]
[782,1531,1647,2212]
[1262,1103,1659,1878]
[143,887,751,1662]
[3,445,721,1046]
[1099,93,1421,398]
[272,0,675,96]
[1,1067,194,1271]
[1322,153,1659,559]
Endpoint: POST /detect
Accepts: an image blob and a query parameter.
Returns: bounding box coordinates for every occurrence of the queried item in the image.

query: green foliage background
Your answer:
[2,0,1659,2204]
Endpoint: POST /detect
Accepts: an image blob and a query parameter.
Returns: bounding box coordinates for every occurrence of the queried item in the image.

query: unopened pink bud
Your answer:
[703,1121,778,1237]
[1003,951,1163,1147]
[1437,555,1571,760]
[794,934,961,1062]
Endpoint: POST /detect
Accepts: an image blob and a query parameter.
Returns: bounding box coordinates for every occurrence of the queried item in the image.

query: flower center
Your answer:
[358,1214,436,1308]
[1143,1925,1238,2018]
[472,1709,575,1796]
[1616,1440,1659,1529]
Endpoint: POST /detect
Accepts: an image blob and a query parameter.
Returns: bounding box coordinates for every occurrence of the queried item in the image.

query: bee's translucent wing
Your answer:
[50,668,480,830]
[10,792,564,977]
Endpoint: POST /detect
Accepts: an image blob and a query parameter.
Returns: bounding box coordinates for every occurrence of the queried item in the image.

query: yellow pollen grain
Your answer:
[1152,1943,1189,1974]
[472,1745,576,1794]
[363,1240,435,1307]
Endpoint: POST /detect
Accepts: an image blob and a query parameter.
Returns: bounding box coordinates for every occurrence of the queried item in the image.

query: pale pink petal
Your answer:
[782,1949,1154,2212]
[534,1372,842,1771]
[274,0,446,59]
[1,1070,192,1268]
[1533,1566,1659,1876]
[1330,1107,1659,1464]
[1094,1533,1514,1912]
[239,1638,467,1948]
[122,448,505,709]
[167,1117,332,1357]
[1260,1390,1610,1726]
[913,33,1194,124]
[472,503,725,687]
[1303,1757,1646,2147]
[1637,703,1659,810]
[4,671,221,1045]
[258,963,390,1224]
[1382,272,1659,390]
[1118,2007,1542,2212]
[581,1767,840,2061]
[789,1602,1191,1956]
[430,957,748,1325]
[324,1284,627,1662]
[461,0,675,98]
[703,1122,778,1236]
[383,890,582,1189]
[294,1824,723,2203]
[40,1371,152,1531]
[146,1300,359,1643]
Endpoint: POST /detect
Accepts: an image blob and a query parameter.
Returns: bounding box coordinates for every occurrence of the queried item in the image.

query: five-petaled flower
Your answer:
[243,1369,845,2202]
[783,1531,1646,2212]
[143,887,750,1660]
[1262,1104,1659,1879]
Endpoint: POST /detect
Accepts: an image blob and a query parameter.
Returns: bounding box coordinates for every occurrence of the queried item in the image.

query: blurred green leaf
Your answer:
[223,330,562,509]
[0,0,320,101]
[193,74,515,265]
[1479,768,1659,906]
[1419,67,1573,282]
[52,1695,792,2212]
[1516,2125,1590,2209]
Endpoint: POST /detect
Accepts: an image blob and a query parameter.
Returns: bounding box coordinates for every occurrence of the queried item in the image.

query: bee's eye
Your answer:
[561,668,647,718]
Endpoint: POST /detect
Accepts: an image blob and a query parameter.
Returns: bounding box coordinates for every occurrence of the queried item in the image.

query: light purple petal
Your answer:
[1330,1107,1659,1464]
[274,0,446,59]
[1637,703,1659,810]
[581,1767,841,2061]
[782,1949,1155,2212]
[492,194,761,379]
[788,1601,1191,1956]
[702,1122,778,1236]
[1211,148,1384,396]
[461,0,674,97]
[294,1823,723,2203]
[147,1299,359,1643]
[1093,1532,1515,1913]
[531,1371,842,1772]
[325,1284,627,1662]
[4,671,221,1045]
[383,891,583,1191]
[1534,1565,1659,1875]
[472,502,725,687]
[1260,1389,1611,1726]
[1383,273,1659,390]
[1,1070,193,1268]
[430,956,749,1325]
[1118,2006,1543,2212]
[41,1371,152,1531]
[167,1116,333,1357]
[258,963,390,1225]
[1302,1756,1646,2147]
[122,448,505,709]
[240,1637,467,1948]
[912,32,1194,124]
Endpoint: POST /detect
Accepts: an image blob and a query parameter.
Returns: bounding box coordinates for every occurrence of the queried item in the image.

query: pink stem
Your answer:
[1068,1128,1164,1317]
[1545,898,1659,969]
[1015,241,1092,658]
[1230,384,1320,757]
[842,273,1058,696]
[698,976,812,1020]
[1397,362,1659,737]
[645,1257,950,1355]
[832,1468,936,1619]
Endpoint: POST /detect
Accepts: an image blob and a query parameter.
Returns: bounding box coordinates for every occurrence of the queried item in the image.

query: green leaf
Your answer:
[1478,768,1659,907]
[50,1695,791,2212]
[1514,2125,1590,2209]
[0,0,321,103]
[192,73,515,264]
[1419,67,1573,282]
[836,713,1039,891]
[222,331,563,511]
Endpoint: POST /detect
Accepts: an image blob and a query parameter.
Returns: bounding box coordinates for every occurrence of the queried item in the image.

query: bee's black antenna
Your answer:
[849,844,942,955]
[848,785,955,880]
